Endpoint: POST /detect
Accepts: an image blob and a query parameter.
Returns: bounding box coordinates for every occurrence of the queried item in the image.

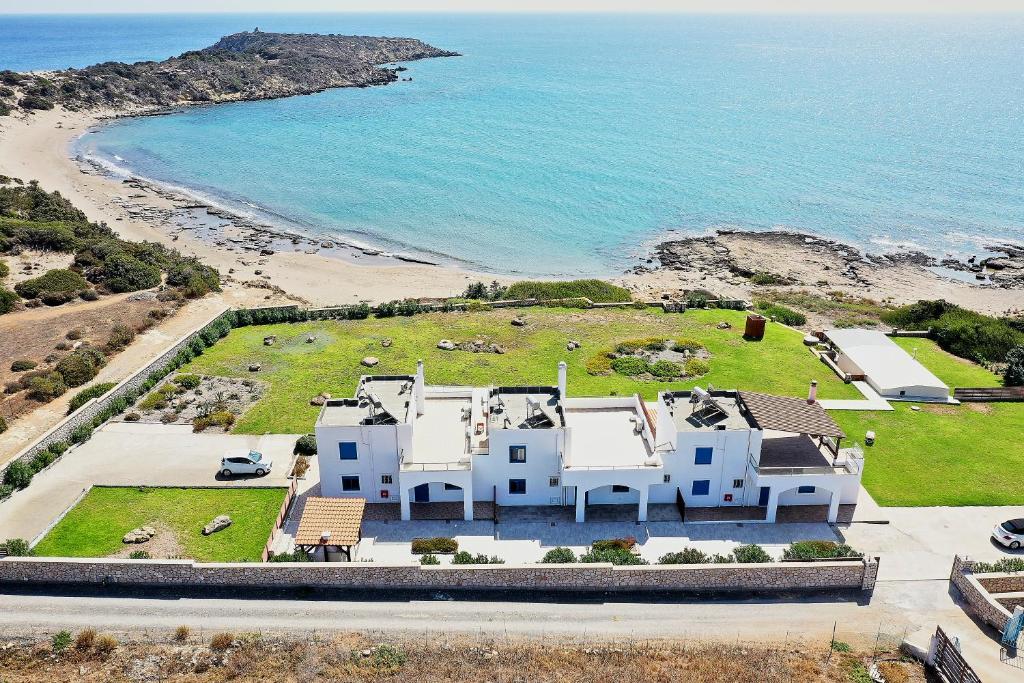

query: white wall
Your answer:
[651,428,758,507]
[315,423,404,502]
[473,427,564,506]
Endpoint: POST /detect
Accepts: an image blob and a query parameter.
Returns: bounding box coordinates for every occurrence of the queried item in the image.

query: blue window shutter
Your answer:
[691,480,710,496]
[339,442,357,460]
[694,447,713,465]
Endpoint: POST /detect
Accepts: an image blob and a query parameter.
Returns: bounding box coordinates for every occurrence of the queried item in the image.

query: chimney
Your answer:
[415,359,426,415]
[807,380,818,404]
[557,361,568,399]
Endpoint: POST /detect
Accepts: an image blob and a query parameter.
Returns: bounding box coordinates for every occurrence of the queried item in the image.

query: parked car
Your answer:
[220,449,272,477]
[992,519,1024,549]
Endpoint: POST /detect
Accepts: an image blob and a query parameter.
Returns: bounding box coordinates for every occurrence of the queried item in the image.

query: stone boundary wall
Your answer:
[0,556,876,593]
[0,306,231,480]
[949,555,1013,631]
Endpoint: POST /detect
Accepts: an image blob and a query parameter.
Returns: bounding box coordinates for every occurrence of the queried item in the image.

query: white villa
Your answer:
[315,361,864,524]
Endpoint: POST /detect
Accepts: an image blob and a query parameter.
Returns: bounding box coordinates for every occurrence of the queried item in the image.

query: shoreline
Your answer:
[0,107,490,305]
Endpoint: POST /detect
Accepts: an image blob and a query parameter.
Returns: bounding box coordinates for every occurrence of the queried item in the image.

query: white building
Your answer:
[823,328,950,401]
[315,361,863,524]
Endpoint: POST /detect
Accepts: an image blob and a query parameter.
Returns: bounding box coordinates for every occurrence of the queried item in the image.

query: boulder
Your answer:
[202,515,232,536]
[248,363,262,372]
[306,335,316,344]
[361,356,379,367]
[263,336,276,346]
[566,340,581,351]
[122,526,156,544]
[259,249,275,256]
[437,340,456,351]
[510,317,527,327]
[381,338,393,348]
[716,322,731,330]
[489,344,506,355]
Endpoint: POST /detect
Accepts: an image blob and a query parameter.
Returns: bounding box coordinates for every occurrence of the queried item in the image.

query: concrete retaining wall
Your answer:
[950,555,1014,631]
[0,556,876,593]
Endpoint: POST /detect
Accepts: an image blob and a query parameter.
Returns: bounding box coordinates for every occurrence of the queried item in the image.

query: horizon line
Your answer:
[5,9,1024,15]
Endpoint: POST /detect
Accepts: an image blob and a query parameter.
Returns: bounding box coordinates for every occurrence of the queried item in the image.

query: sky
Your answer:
[2,0,1023,13]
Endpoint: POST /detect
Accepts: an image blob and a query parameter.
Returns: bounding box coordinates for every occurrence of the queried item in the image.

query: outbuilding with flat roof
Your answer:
[823,329,950,401]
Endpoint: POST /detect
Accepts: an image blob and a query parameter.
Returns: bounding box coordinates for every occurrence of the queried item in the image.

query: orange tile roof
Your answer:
[294,497,365,546]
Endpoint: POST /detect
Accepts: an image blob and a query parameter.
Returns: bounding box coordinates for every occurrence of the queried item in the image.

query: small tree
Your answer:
[1004,345,1024,387]
[2,538,31,556]
[540,547,576,563]
[2,461,32,489]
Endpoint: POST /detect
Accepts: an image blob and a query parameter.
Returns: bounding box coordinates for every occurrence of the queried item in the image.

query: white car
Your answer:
[220,449,273,478]
[992,519,1024,549]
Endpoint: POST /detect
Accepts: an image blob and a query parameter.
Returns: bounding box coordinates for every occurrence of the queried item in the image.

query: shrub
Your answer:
[67,382,117,413]
[672,338,705,353]
[610,356,650,376]
[138,392,168,411]
[615,337,666,353]
[540,547,577,563]
[3,461,33,489]
[91,633,117,655]
[128,550,151,559]
[585,352,613,375]
[732,544,773,563]
[782,540,863,560]
[66,329,83,340]
[20,94,54,110]
[972,557,1024,573]
[684,358,711,376]
[174,625,191,642]
[10,359,36,372]
[14,268,87,299]
[591,537,637,551]
[26,371,67,400]
[174,373,202,390]
[0,286,17,314]
[1,538,31,556]
[451,551,504,564]
[579,546,648,565]
[1004,345,1024,387]
[192,410,235,432]
[419,554,440,565]
[658,548,709,564]
[749,272,787,286]
[0,260,8,279]
[504,279,632,303]
[410,537,458,554]
[101,252,161,292]
[359,644,408,670]
[294,434,317,455]
[209,632,234,651]
[55,348,106,387]
[52,630,73,653]
[75,628,96,650]
[648,359,681,378]
[831,640,852,653]
[105,323,135,351]
[269,549,312,562]
[756,302,807,326]
[165,260,220,298]
[881,300,1024,363]
[124,412,140,422]
[0,415,5,435]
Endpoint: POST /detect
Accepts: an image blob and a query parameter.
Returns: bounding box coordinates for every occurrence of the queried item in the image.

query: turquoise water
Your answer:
[7,14,1024,275]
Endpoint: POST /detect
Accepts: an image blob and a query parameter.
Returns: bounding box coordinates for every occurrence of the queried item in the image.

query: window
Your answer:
[381,474,393,485]
[611,485,631,494]
[339,442,358,461]
[444,483,462,491]
[691,480,710,496]
[694,447,713,465]
[663,474,672,483]
[733,479,744,489]
[549,477,560,487]
[798,485,816,494]
[509,478,527,495]
[509,445,527,463]
[341,475,360,492]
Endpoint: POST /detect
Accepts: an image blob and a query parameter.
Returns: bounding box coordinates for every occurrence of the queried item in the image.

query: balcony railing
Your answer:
[400,459,472,472]
[748,452,861,477]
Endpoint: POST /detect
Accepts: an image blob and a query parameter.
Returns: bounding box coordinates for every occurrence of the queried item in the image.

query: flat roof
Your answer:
[318,376,414,427]
[564,406,656,469]
[825,329,948,393]
[487,388,563,430]
[407,395,473,467]
[665,391,757,432]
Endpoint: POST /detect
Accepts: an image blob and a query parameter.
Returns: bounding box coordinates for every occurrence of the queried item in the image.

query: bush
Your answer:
[1,538,31,556]
[14,268,87,299]
[20,94,54,110]
[756,302,807,326]
[269,549,312,562]
[68,382,117,413]
[10,359,36,372]
[174,373,202,390]
[105,322,135,351]
[93,634,118,655]
[972,557,1024,573]
[192,410,234,432]
[209,632,234,651]
[684,358,711,376]
[610,356,650,376]
[451,551,504,564]
[1004,345,1024,387]
[55,348,106,387]
[410,537,458,554]
[75,628,96,650]
[503,279,632,303]
[591,537,637,551]
[579,546,648,565]
[615,337,666,353]
[0,286,17,314]
[0,415,5,435]
[749,272,788,286]
[658,548,709,564]
[52,630,72,653]
[26,371,67,400]
[881,300,1024,363]
[782,540,863,560]
[648,359,681,378]
[0,260,7,279]
[124,412,140,422]
[101,252,161,292]
[128,550,151,559]
[419,554,440,565]
[732,544,773,563]
[165,260,220,298]
[540,547,577,563]
[672,338,705,353]
[294,434,317,455]
[3,461,33,489]
[585,352,613,375]
[174,625,191,642]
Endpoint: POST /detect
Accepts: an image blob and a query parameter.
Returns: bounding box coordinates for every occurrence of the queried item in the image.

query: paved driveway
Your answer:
[0,423,298,543]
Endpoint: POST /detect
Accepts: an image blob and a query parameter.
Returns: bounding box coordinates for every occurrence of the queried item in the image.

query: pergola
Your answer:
[293,497,366,561]
[737,390,846,457]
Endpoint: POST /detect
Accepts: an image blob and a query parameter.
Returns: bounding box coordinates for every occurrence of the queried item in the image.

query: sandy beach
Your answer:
[0,107,490,306]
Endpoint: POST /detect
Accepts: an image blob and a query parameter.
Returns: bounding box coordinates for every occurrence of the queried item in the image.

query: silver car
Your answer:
[220,449,273,478]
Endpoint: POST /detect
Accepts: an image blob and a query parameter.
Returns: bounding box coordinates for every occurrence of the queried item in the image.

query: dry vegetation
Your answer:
[0,632,926,682]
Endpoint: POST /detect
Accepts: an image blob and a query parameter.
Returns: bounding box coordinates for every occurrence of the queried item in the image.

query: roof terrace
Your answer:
[317,376,414,427]
[487,387,563,430]
[663,389,757,433]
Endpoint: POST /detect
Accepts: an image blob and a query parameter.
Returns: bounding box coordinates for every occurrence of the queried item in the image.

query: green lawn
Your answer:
[33,487,287,562]
[184,307,860,434]
[832,338,1023,507]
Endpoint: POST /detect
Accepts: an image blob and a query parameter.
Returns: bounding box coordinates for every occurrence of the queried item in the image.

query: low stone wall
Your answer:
[0,556,877,593]
[949,555,1013,631]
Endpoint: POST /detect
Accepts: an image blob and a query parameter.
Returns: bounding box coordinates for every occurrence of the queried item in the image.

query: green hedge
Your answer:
[881,300,1024,363]
[503,279,632,303]
[410,537,459,554]
[67,382,117,414]
[782,540,863,561]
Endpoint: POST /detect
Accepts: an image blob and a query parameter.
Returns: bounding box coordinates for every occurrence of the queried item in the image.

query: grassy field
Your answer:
[833,338,1023,507]
[33,486,286,562]
[184,307,861,434]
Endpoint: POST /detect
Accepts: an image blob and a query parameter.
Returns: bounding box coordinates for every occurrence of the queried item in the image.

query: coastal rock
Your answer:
[202,515,232,536]
[511,317,527,327]
[361,356,379,367]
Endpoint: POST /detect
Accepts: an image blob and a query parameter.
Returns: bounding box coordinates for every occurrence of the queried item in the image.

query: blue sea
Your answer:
[3,13,1024,276]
